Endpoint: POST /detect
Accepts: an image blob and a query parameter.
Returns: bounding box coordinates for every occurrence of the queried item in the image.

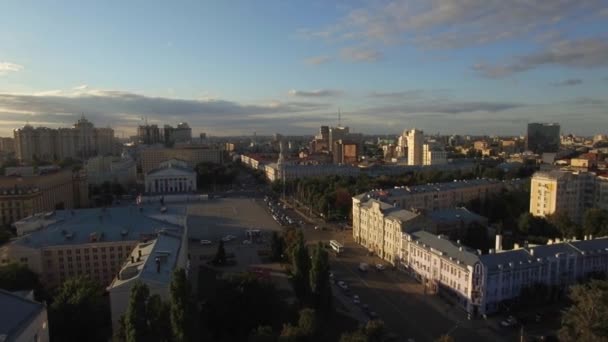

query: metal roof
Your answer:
[410,230,480,267]
[0,289,44,341]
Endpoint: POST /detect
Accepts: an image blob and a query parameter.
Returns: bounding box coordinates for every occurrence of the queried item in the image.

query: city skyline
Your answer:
[1,1,607,137]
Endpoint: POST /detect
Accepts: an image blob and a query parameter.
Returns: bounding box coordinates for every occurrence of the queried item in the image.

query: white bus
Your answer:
[330,240,344,254]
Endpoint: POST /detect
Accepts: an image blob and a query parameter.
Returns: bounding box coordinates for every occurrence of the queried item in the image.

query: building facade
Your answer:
[530,170,596,223]
[86,155,137,188]
[423,143,448,166]
[407,129,424,166]
[13,117,115,162]
[144,159,197,194]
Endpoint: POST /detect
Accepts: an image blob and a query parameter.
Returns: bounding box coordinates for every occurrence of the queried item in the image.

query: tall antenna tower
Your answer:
[338,108,341,127]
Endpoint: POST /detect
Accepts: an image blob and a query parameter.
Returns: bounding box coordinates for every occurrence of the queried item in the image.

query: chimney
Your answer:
[489,249,495,254]
[514,243,520,250]
[530,249,534,256]
[155,257,161,273]
[555,238,560,243]
[590,234,594,240]
[495,234,503,252]
[456,240,461,245]
[584,235,588,241]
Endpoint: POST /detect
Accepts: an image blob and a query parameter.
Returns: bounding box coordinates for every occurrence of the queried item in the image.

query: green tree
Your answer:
[270,231,285,261]
[339,330,368,342]
[125,281,151,342]
[291,230,311,305]
[363,320,386,342]
[547,212,581,239]
[279,324,301,342]
[463,222,491,253]
[435,334,455,342]
[249,325,277,342]
[147,294,172,342]
[583,208,608,237]
[309,243,332,316]
[296,308,317,338]
[170,268,193,342]
[559,279,608,341]
[49,276,111,342]
[213,240,227,265]
[0,263,40,293]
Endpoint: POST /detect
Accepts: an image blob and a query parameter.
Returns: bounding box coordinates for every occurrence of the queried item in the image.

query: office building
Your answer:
[328,126,349,152]
[0,137,15,154]
[13,116,115,162]
[0,168,88,225]
[137,124,162,145]
[86,155,137,188]
[140,147,223,174]
[108,231,186,331]
[332,140,358,165]
[0,205,187,288]
[164,122,192,144]
[527,123,560,154]
[0,289,49,342]
[530,170,596,223]
[144,159,197,194]
[407,129,424,166]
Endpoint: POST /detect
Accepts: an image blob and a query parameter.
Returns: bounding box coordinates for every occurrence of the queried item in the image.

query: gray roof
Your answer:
[147,164,195,176]
[426,208,487,225]
[525,243,579,259]
[13,205,185,249]
[360,199,420,222]
[569,238,608,254]
[410,231,480,267]
[0,289,44,341]
[480,249,533,271]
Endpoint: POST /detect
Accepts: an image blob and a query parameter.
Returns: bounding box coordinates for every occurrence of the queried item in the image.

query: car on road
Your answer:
[221,235,236,242]
[500,315,517,327]
[359,263,369,272]
[375,264,385,271]
[352,295,360,305]
[242,239,252,245]
[200,239,212,245]
[337,281,348,290]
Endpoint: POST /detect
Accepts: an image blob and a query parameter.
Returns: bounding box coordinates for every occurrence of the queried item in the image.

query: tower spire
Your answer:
[338,108,341,127]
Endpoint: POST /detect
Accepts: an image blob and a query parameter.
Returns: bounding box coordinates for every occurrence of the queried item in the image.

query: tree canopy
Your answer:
[559,279,608,341]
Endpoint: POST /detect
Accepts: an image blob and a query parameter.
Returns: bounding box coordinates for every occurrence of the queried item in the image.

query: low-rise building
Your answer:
[0,205,187,288]
[144,159,197,194]
[108,231,186,332]
[0,289,49,342]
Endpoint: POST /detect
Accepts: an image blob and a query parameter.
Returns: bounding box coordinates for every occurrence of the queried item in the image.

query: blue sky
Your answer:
[0,0,607,137]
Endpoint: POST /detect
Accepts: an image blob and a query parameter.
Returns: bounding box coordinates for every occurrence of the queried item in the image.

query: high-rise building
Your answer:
[527,123,560,154]
[0,137,15,154]
[332,140,358,165]
[328,126,349,152]
[13,116,115,162]
[530,170,596,223]
[164,122,192,144]
[137,124,162,145]
[423,143,448,165]
[406,129,424,166]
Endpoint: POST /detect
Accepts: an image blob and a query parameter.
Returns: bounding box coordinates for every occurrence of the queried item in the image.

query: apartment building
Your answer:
[597,175,608,211]
[530,170,596,223]
[352,194,488,265]
[13,116,115,162]
[423,143,448,166]
[86,155,137,188]
[140,147,223,173]
[0,289,49,342]
[400,232,608,316]
[0,205,187,288]
[357,178,512,213]
[108,232,186,331]
[0,168,88,225]
[406,129,424,166]
[0,137,15,154]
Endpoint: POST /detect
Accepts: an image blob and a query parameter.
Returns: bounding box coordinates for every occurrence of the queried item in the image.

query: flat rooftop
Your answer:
[12,205,186,249]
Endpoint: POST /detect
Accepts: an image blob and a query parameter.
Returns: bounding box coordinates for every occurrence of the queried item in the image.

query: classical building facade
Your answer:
[144,159,197,194]
[13,116,115,162]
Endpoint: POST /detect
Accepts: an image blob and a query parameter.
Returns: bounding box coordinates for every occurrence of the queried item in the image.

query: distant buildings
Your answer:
[406,129,424,166]
[140,146,223,174]
[0,167,88,225]
[0,137,15,154]
[86,155,137,188]
[0,205,187,288]
[13,116,115,162]
[530,170,603,223]
[332,140,358,165]
[137,122,192,145]
[423,143,448,166]
[0,289,49,342]
[527,123,560,154]
[144,159,197,194]
[108,231,186,331]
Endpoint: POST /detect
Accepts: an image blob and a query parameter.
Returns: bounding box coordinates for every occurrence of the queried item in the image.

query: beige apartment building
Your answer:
[140,147,223,173]
[406,129,424,166]
[0,205,186,288]
[13,116,115,162]
[530,170,596,223]
[0,168,88,225]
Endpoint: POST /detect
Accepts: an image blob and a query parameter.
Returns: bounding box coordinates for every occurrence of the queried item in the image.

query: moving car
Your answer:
[337,281,348,290]
[221,235,236,242]
[375,264,385,271]
[352,294,360,305]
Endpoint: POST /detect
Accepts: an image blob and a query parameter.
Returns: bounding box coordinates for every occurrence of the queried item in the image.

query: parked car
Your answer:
[352,295,360,305]
[337,281,348,290]
[200,239,212,245]
[221,235,236,242]
[375,264,385,271]
[359,263,369,272]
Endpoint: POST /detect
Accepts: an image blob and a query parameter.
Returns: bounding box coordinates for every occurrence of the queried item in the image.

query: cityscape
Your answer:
[1,2,608,342]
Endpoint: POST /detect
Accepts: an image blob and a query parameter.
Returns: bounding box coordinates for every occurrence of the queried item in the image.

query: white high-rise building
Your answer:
[406,129,423,166]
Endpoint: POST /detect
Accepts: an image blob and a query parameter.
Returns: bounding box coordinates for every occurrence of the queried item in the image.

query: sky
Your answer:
[0,0,607,138]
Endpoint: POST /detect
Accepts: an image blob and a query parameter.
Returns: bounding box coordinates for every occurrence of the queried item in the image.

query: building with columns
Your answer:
[144,159,197,194]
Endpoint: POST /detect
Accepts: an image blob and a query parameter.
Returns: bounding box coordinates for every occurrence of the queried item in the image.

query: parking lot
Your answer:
[187,197,283,277]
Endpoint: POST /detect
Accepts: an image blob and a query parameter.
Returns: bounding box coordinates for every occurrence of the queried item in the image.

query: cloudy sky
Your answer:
[0,1,607,137]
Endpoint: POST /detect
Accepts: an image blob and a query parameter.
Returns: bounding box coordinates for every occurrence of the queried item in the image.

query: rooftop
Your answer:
[11,205,186,249]
[410,230,480,267]
[0,289,45,340]
[426,208,487,225]
[109,232,182,289]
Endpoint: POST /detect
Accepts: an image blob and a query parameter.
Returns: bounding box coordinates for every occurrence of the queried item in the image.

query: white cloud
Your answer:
[288,89,342,97]
[340,47,382,62]
[0,62,23,75]
[304,55,331,65]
